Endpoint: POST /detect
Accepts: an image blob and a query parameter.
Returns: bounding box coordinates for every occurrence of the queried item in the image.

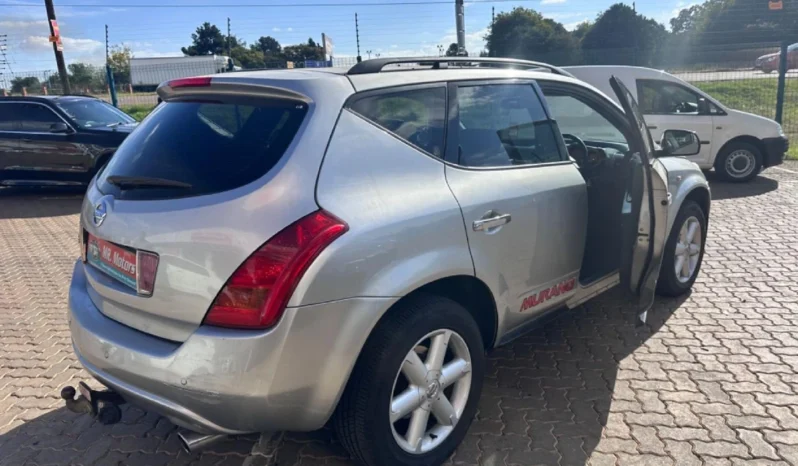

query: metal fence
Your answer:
[3,46,795,158]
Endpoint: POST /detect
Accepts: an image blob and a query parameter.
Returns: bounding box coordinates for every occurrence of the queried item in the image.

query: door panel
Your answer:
[645,114,713,165]
[637,79,714,166]
[446,164,586,335]
[444,80,587,337]
[14,103,89,184]
[611,76,668,316]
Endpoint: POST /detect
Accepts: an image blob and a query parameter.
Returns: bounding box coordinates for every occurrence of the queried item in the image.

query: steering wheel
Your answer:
[562,133,589,166]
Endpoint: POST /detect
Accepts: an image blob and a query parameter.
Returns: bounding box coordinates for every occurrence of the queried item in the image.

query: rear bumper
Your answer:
[762,136,789,168]
[68,261,395,434]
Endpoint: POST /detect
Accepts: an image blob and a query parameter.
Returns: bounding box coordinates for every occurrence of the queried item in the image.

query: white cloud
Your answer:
[272,27,281,32]
[21,36,103,54]
[541,0,567,4]
[287,27,293,32]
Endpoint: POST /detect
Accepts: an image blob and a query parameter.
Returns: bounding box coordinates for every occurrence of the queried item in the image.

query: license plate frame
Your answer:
[86,234,137,291]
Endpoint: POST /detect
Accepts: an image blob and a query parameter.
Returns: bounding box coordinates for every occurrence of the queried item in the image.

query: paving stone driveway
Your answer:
[1,163,798,466]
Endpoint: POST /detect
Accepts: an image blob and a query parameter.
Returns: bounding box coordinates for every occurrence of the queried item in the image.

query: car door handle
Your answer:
[473,213,512,232]
[647,125,658,130]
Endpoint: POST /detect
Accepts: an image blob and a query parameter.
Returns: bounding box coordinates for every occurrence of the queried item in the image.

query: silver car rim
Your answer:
[725,149,756,179]
[389,329,472,454]
[675,216,702,283]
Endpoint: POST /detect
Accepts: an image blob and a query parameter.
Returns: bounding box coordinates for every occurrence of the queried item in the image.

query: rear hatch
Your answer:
[79,73,352,341]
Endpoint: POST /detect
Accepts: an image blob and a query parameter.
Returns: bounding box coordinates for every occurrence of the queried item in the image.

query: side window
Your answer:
[349,87,446,158]
[544,93,628,145]
[18,104,62,132]
[456,84,562,168]
[637,80,701,115]
[0,104,17,131]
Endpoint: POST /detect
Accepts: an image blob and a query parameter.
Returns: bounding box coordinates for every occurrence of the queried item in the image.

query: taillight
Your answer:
[168,77,212,88]
[136,251,159,296]
[204,210,348,329]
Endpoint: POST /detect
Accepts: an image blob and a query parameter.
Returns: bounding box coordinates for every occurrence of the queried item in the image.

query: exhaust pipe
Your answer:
[178,431,227,453]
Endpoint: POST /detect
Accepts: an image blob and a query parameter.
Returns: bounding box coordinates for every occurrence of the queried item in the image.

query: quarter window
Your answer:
[0,104,16,131]
[455,84,563,168]
[637,80,702,115]
[18,103,62,132]
[349,87,446,158]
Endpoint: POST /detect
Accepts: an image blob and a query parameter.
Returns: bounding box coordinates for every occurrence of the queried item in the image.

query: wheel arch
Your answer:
[714,135,765,169]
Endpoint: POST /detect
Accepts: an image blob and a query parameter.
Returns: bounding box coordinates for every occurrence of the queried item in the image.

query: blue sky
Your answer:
[1,0,692,73]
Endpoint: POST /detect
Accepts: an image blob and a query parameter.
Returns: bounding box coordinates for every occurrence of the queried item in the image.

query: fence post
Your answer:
[105,64,118,108]
[775,40,788,124]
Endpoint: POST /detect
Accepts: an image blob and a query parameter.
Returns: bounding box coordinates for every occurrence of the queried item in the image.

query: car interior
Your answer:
[543,92,634,285]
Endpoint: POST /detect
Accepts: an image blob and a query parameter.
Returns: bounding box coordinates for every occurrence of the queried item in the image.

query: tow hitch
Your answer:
[61,381,126,425]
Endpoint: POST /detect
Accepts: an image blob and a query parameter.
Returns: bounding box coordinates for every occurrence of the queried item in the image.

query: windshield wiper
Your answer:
[106,176,192,190]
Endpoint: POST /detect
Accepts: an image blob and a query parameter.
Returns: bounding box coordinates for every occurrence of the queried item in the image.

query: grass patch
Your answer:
[693,78,798,160]
[120,104,155,121]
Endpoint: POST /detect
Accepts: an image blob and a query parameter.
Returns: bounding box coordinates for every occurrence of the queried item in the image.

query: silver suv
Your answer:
[68,58,710,466]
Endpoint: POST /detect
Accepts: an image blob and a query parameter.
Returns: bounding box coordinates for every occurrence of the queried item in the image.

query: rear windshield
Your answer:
[97,99,307,200]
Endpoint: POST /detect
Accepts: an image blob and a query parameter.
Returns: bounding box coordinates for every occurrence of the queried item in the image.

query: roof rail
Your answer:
[346,57,575,78]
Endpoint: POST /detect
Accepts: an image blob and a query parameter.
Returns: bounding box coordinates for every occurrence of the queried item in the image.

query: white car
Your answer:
[565,65,789,182]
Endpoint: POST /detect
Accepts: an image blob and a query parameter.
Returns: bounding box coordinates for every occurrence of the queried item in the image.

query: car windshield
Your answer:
[55,99,136,128]
[789,43,797,52]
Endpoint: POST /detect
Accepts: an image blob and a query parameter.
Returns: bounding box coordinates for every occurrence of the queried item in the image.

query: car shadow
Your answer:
[705,173,779,201]
[0,187,84,219]
[0,288,685,466]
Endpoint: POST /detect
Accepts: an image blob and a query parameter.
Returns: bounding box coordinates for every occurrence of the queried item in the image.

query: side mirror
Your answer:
[49,122,71,134]
[659,129,700,157]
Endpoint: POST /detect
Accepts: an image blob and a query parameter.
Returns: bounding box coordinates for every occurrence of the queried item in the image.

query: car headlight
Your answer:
[778,124,785,137]
[767,56,778,62]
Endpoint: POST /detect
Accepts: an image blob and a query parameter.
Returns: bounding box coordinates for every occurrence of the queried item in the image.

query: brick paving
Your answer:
[1,163,798,465]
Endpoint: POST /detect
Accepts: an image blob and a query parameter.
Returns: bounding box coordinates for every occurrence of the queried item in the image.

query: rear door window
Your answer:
[0,104,17,131]
[455,84,563,167]
[18,103,62,132]
[348,87,446,158]
[97,100,307,200]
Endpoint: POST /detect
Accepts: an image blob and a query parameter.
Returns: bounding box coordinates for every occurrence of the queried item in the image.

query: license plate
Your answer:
[87,234,137,290]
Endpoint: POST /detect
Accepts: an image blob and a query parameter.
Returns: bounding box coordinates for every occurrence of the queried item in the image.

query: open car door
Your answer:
[610,76,669,325]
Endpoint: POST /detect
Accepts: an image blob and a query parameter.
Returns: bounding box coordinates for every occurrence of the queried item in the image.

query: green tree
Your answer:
[108,45,132,85]
[10,76,41,94]
[181,22,226,56]
[670,4,704,34]
[282,38,324,64]
[571,21,593,42]
[580,3,668,66]
[485,7,580,65]
[231,46,265,69]
[252,36,281,56]
[445,43,459,56]
[68,63,104,91]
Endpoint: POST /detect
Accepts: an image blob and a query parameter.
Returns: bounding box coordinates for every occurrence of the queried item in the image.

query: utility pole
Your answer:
[355,13,362,63]
[455,0,466,56]
[490,6,495,57]
[45,0,70,94]
[227,17,231,58]
[105,24,109,63]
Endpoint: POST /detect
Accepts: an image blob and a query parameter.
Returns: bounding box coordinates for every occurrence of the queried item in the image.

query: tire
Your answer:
[657,200,707,297]
[715,141,762,182]
[334,294,485,466]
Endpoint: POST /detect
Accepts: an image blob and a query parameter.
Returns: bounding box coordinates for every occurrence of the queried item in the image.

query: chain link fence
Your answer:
[3,45,794,158]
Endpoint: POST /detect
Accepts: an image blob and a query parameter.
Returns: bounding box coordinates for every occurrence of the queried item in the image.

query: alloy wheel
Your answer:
[675,216,702,283]
[389,329,472,454]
